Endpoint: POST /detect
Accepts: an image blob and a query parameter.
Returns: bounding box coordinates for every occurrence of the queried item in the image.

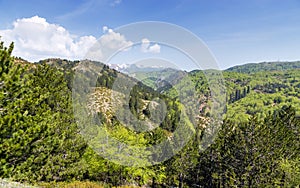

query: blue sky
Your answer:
[1,0,300,69]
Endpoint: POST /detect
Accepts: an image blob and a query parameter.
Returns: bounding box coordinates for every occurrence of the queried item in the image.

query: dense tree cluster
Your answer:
[0,41,86,182]
[188,106,299,187]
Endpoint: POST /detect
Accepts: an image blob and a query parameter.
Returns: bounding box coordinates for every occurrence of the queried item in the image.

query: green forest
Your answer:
[1,40,299,187]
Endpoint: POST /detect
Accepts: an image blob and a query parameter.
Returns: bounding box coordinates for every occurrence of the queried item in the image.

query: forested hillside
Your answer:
[0,40,299,187]
[226,61,300,73]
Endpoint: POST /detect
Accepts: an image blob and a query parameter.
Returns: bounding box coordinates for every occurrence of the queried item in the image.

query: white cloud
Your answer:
[102,26,108,33]
[0,16,97,62]
[85,27,133,61]
[140,38,161,53]
[108,28,114,33]
[148,43,161,53]
[141,38,150,52]
[99,28,133,50]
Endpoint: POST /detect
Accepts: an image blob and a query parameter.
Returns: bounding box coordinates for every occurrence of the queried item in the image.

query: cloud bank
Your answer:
[0,16,97,62]
[0,16,161,62]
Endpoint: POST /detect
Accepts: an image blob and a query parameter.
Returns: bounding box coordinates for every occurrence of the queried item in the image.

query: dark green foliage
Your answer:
[0,42,86,182]
[189,106,299,187]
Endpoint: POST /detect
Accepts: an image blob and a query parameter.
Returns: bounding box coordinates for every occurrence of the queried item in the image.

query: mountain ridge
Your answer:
[225,61,300,73]
[13,56,300,74]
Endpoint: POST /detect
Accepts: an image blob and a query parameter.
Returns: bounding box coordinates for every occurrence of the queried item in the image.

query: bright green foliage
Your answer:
[277,158,300,187]
[220,69,300,122]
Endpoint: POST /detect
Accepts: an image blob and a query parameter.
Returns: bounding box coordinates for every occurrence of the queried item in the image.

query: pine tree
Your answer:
[0,40,86,182]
